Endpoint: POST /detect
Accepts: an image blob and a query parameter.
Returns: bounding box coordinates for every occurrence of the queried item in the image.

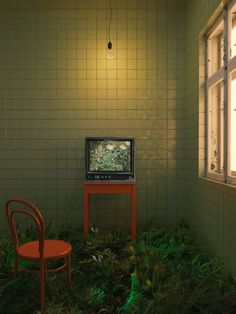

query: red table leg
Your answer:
[131,184,136,241]
[83,190,89,237]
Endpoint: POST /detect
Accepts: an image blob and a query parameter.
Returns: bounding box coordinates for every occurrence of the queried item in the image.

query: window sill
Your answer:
[199,175,236,190]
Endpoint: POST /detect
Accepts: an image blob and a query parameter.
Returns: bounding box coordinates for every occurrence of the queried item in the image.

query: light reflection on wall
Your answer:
[0,0,186,228]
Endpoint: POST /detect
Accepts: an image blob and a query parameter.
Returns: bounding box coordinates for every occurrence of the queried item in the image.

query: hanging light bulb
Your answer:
[106,49,113,60]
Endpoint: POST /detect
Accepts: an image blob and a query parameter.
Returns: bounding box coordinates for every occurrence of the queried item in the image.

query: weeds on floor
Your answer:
[1,222,236,313]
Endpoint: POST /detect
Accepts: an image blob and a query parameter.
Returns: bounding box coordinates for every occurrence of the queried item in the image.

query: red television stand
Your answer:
[83,180,136,240]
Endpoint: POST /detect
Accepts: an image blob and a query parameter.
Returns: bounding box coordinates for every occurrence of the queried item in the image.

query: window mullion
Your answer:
[224,8,229,182]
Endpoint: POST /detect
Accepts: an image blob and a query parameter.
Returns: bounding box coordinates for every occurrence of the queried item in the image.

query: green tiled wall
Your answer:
[185,0,236,276]
[0,0,186,230]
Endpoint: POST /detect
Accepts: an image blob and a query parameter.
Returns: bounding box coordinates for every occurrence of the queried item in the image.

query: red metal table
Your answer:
[83,180,136,240]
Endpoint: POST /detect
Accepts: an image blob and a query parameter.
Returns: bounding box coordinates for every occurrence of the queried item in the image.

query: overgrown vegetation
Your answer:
[1,222,236,313]
[90,140,130,171]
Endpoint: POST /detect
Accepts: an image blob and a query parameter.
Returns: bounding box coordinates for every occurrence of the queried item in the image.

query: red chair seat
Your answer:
[18,240,72,260]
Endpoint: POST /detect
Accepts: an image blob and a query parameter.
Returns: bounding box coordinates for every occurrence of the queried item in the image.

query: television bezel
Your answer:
[85,137,135,180]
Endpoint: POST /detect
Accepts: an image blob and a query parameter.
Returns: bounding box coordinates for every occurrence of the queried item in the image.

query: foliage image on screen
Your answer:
[89,140,131,172]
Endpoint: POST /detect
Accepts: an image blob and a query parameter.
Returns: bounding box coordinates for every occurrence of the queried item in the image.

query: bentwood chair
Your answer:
[6,198,72,311]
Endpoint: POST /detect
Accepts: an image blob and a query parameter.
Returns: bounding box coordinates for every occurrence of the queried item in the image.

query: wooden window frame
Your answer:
[206,0,236,184]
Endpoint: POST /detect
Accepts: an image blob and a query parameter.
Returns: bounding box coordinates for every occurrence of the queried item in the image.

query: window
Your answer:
[206,0,236,184]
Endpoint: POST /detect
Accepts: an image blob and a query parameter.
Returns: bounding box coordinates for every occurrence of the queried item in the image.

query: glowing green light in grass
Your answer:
[118,272,141,313]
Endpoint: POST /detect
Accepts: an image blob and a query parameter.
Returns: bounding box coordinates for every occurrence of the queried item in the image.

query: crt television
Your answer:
[85,137,135,180]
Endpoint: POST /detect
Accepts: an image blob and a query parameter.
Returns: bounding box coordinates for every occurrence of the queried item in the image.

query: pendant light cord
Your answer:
[108,0,112,43]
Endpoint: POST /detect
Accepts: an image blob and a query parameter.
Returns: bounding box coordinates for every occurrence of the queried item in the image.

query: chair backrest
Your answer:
[6,199,45,257]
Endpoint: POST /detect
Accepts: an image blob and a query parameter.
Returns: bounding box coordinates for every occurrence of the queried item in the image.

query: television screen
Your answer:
[85,137,135,180]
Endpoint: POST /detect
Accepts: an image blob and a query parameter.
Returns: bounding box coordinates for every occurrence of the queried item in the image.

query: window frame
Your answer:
[206,0,236,185]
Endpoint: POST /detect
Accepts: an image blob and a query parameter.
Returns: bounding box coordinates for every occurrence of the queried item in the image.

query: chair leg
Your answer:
[40,261,45,312]
[13,254,19,276]
[67,254,72,288]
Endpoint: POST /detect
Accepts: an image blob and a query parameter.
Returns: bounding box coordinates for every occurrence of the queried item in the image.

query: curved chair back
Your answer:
[6,198,45,258]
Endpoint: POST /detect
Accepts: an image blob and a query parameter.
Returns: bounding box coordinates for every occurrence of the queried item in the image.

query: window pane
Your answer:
[208,20,224,76]
[229,3,236,59]
[208,80,224,174]
[230,70,236,173]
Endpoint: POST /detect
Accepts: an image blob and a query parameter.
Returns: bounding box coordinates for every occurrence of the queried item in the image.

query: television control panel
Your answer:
[86,174,134,180]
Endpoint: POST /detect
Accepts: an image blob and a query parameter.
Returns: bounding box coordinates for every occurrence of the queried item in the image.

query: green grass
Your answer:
[1,222,236,313]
